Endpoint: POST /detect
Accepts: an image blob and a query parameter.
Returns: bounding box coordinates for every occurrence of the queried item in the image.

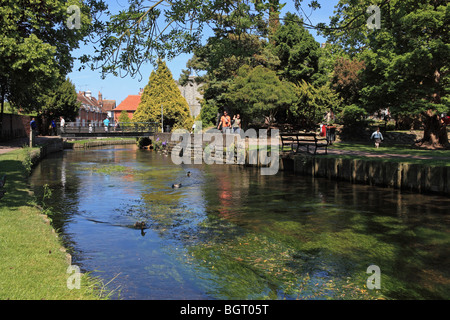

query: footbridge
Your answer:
[59,122,159,138]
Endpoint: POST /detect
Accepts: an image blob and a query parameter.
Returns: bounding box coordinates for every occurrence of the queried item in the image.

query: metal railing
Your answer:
[59,122,159,136]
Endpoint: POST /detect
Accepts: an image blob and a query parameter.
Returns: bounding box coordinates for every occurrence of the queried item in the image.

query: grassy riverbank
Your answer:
[65,137,136,145]
[0,148,105,299]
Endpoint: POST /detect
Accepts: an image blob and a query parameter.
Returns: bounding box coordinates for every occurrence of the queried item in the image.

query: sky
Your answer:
[67,0,340,106]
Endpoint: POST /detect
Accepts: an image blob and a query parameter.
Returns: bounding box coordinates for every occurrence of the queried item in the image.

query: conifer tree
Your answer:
[118,110,131,123]
[133,60,193,131]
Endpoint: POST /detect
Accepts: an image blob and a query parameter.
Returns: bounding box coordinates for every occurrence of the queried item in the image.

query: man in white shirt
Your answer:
[370,127,383,148]
[60,117,65,134]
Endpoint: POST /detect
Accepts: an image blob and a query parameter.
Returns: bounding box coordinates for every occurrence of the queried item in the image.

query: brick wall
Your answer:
[0,113,31,141]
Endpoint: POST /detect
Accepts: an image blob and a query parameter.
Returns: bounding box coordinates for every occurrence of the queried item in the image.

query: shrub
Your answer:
[136,137,152,148]
[340,104,368,127]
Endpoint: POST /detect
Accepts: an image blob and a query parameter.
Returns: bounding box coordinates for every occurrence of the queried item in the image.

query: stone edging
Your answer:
[285,154,449,196]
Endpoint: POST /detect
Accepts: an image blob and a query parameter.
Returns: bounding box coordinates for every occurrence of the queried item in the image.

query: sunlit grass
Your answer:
[0,149,106,299]
[330,142,450,158]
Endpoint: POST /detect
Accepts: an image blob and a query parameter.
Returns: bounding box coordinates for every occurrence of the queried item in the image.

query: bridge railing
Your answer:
[59,122,159,135]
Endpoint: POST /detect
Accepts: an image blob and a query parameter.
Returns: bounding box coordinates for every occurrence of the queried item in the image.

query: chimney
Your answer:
[139,88,143,95]
[85,90,92,98]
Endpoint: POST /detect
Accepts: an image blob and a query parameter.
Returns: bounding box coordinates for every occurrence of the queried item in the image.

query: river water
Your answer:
[29,144,450,300]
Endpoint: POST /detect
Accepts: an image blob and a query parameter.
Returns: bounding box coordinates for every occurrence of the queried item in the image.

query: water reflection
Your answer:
[30,145,450,300]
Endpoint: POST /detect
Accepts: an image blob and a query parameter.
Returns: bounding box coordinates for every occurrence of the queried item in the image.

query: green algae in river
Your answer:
[29,145,450,300]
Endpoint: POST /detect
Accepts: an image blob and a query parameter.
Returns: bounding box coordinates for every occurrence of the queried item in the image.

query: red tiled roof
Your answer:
[102,99,116,111]
[77,93,102,108]
[115,95,141,111]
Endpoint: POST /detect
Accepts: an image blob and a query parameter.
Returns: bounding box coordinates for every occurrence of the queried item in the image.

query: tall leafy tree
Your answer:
[326,0,450,147]
[0,0,105,133]
[192,32,272,113]
[270,12,323,85]
[225,65,296,125]
[133,60,193,130]
[290,80,342,129]
[331,57,366,106]
[38,78,80,133]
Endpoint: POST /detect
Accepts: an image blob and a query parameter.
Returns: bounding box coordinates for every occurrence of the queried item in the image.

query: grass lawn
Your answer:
[0,148,106,299]
[330,142,450,158]
[327,142,450,166]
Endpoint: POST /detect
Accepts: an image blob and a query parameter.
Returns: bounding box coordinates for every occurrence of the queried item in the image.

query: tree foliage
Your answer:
[0,0,105,136]
[38,78,80,121]
[0,0,103,110]
[83,0,286,79]
[118,110,132,124]
[325,0,450,146]
[331,57,366,107]
[132,60,193,130]
[225,65,296,125]
[290,80,342,129]
[270,12,322,85]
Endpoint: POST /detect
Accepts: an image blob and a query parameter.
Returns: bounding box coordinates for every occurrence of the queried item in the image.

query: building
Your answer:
[76,90,112,126]
[100,92,117,120]
[113,89,143,122]
[177,73,203,118]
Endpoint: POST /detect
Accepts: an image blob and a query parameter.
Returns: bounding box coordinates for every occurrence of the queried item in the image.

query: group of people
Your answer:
[217,111,241,134]
[29,117,60,136]
[31,116,114,135]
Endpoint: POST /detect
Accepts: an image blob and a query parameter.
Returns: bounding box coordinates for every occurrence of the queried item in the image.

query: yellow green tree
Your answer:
[133,60,193,131]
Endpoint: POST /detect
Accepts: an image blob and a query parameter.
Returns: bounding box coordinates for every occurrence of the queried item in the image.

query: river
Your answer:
[29,144,450,300]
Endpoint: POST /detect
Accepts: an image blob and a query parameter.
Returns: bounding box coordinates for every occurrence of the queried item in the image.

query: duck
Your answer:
[133,221,146,229]
[172,183,182,188]
[186,171,191,177]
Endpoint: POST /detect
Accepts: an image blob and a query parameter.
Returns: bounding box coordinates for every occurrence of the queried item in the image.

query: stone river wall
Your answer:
[284,154,449,196]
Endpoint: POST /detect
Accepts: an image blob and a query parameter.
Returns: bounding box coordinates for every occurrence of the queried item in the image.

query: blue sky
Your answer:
[68,0,339,105]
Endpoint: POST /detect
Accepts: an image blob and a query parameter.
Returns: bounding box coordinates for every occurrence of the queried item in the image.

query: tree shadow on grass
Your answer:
[0,159,36,210]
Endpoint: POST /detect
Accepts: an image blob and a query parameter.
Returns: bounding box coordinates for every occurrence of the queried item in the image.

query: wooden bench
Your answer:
[280,132,328,155]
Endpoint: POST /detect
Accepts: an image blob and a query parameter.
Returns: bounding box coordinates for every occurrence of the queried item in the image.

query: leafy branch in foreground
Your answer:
[80,0,331,79]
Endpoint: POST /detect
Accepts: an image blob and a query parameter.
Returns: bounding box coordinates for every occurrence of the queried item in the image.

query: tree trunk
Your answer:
[418,65,448,148]
[418,110,449,149]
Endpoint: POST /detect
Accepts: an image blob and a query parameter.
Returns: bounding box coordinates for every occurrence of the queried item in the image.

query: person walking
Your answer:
[232,114,241,134]
[103,117,110,132]
[370,127,384,148]
[51,119,57,136]
[30,118,37,132]
[60,116,65,134]
[218,110,231,134]
[29,117,37,146]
